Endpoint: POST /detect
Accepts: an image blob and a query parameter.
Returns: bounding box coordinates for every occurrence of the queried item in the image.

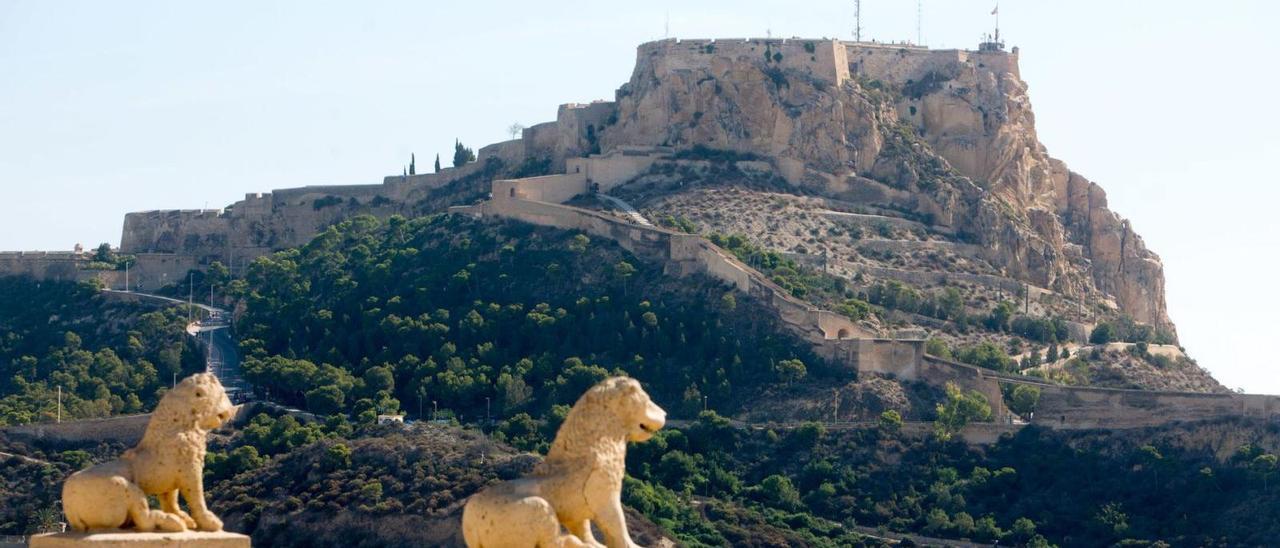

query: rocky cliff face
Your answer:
[598,40,1173,336]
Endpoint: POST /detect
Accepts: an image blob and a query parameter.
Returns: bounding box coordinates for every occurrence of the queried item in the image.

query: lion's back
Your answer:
[63,461,135,530]
[463,478,561,548]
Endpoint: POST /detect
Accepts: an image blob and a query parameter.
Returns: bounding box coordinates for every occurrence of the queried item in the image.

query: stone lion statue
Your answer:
[62,373,234,532]
[463,376,666,548]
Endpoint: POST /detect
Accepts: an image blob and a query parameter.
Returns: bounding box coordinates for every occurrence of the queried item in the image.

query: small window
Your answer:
[508,188,515,198]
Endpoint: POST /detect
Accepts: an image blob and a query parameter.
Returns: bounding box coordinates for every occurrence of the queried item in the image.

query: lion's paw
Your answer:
[149,511,188,533]
[194,511,223,532]
[176,510,197,530]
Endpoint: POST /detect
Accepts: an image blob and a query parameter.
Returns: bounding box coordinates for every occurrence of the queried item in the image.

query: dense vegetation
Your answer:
[0,278,203,425]
[228,214,824,425]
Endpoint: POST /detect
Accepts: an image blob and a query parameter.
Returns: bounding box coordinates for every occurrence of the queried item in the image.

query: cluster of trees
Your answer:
[623,415,1280,546]
[0,277,203,425]
[228,215,823,423]
[706,232,846,302]
[1090,317,1176,345]
[84,243,135,271]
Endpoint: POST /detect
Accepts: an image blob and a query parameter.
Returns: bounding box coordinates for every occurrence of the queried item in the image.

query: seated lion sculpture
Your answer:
[62,373,234,532]
[463,376,666,548]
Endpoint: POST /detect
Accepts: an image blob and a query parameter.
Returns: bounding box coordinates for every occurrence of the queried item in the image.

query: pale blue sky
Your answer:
[1,1,1277,393]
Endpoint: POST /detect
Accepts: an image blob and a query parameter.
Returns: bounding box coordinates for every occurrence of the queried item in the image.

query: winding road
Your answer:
[102,290,250,401]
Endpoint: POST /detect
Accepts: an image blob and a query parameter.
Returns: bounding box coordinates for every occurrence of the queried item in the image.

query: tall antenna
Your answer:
[854,0,862,42]
[917,0,923,45]
[664,11,670,39]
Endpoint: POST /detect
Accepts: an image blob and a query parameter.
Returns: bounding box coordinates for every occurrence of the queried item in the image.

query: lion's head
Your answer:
[578,377,666,442]
[161,373,234,431]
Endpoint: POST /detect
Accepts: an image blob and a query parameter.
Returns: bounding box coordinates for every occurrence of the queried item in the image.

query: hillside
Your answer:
[0,277,204,425]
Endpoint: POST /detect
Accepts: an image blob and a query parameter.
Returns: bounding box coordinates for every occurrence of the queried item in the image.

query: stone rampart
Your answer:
[480,191,869,345]
[1,402,262,446]
[638,38,850,88]
[847,42,1018,85]
[1026,383,1280,429]
[0,252,124,287]
[474,169,1280,432]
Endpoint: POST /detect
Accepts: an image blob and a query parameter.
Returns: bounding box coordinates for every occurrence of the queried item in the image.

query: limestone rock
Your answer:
[597,40,1174,335]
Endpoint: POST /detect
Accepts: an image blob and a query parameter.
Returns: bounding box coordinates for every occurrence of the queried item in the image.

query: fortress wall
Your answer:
[851,338,927,381]
[0,253,127,287]
[128,253,201,290]
[270,184,386,205]
[638,38,849,86]
[1027,384,1280,429]
[0,252,84,281]
[121,209,228,254]
[920,355,1009,419]
[523,121,563,164]
[495,174,588,205]
[382,139,524,192]
[2,413,151,444]
[1,402,262,446]
[484,195,863,346]
[848,45,970,85]
[567,153,662,192]
[481,184,1280,432]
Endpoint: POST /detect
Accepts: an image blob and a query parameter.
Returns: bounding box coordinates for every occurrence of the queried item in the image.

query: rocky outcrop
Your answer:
[597,39,1174,336]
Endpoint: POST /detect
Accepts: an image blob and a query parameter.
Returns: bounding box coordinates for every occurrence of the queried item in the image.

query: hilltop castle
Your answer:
[5,37,1279,430]
[2,38,1030,293]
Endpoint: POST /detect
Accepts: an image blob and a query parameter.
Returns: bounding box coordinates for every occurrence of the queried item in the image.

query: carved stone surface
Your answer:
[463,377,666,548]
[29,531,249,548]
[61,374,234,533]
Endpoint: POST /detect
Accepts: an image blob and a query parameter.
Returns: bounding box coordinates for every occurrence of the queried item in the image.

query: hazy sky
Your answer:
[1,1,1277,393]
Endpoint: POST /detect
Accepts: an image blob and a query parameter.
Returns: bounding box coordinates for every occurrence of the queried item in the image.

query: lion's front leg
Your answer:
[179,470,222,532]
[160,489,197,530]
[591,498,638,548]
[565,520,604,548]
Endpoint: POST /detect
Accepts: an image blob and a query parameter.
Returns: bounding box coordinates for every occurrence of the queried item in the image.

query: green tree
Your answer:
[1090,322,1116,344]
[879,409,903,434]
[985,301,1015,332]
[759,474,801,510]
[305,385,346,415]
[925,337,952,360]
[1007,384,1040,418]
[434,153,441,172]
[935,382,992,440]
[775,358,807,384]
[452,139,476,167]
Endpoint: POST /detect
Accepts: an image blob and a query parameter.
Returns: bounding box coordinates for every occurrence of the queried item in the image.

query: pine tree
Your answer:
[453,139,475,168]
[409,153,416,175]
[434,154,441,173]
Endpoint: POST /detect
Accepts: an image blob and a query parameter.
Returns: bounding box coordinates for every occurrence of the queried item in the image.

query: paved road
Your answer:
[104,290,250,401]
[598,194,654,227]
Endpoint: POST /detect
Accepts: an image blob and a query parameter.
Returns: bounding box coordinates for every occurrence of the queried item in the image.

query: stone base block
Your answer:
[29,531,250,548]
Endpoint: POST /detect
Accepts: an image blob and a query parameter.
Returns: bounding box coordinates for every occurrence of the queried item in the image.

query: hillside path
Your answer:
[598,194,654,227]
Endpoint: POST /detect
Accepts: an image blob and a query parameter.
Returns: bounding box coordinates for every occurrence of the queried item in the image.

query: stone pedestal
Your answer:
[28,531,249,548]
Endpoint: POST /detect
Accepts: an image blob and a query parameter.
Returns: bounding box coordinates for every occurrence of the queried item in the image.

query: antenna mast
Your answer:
[664,11,669,39]
[917,0,923,45]
[853,0,862,42]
